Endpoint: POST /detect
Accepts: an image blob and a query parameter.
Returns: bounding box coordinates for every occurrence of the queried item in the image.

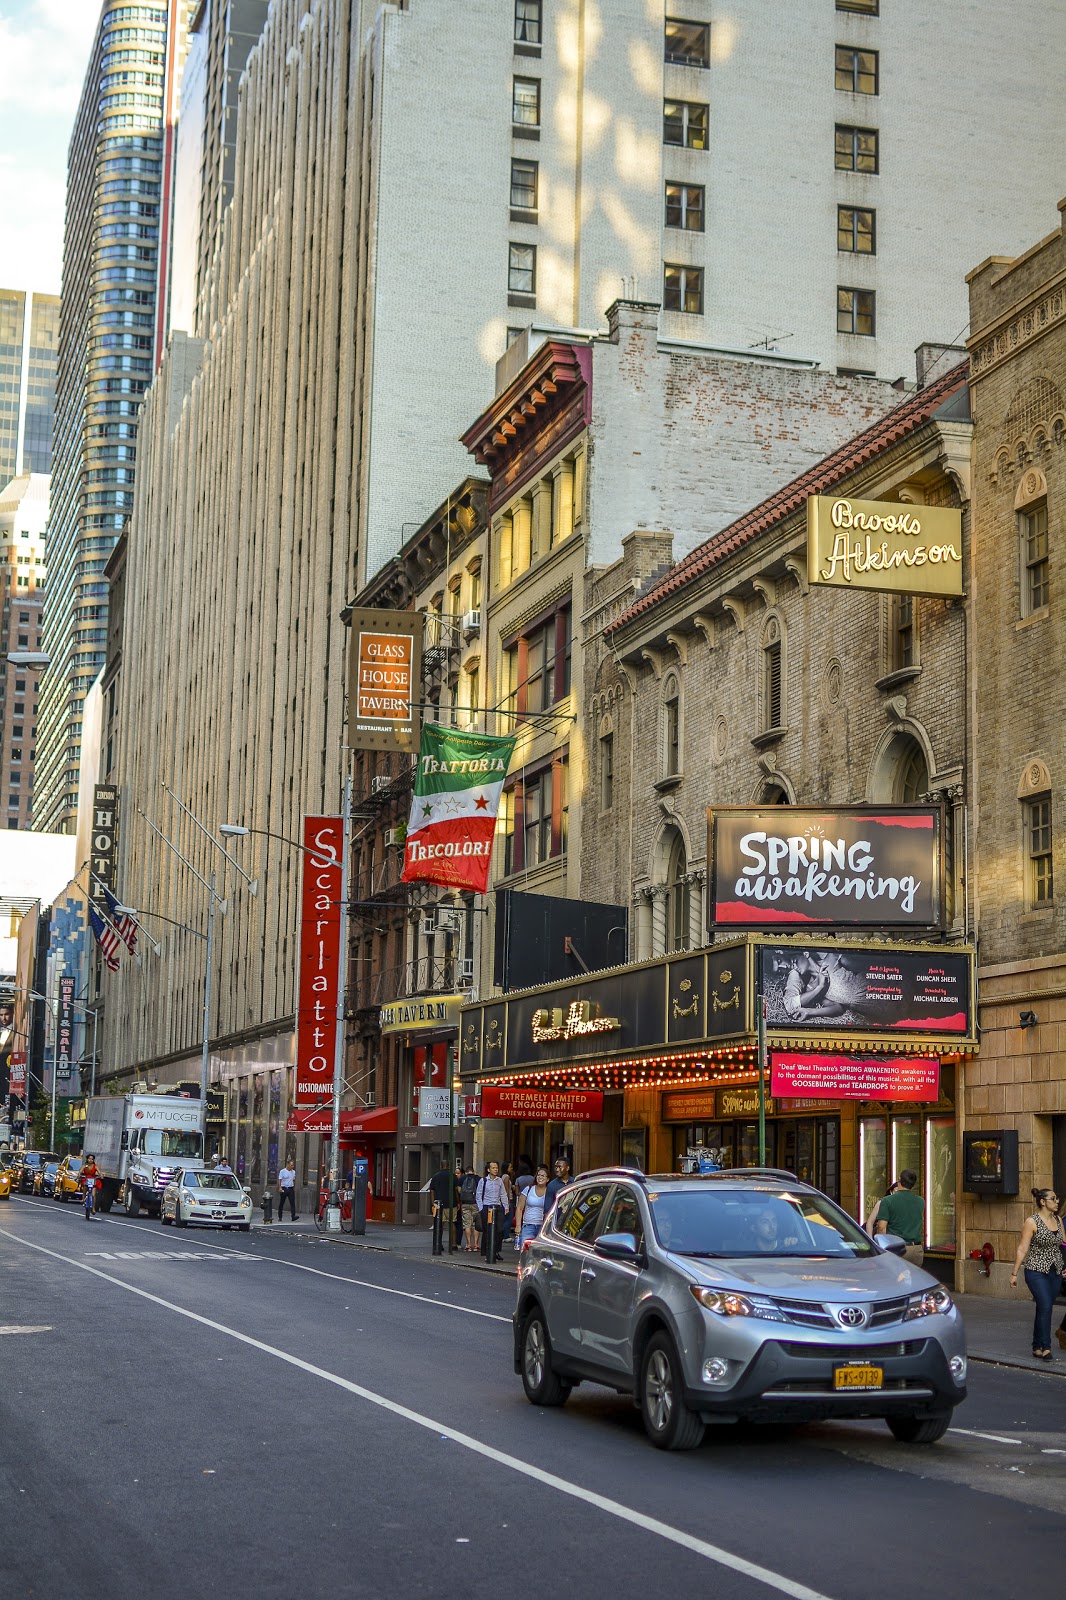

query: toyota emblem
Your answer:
[837,1306,867,1328]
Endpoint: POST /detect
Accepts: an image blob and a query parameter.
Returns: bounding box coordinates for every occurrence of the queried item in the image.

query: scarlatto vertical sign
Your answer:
[294,816,343,1107]
[807,495,963,598]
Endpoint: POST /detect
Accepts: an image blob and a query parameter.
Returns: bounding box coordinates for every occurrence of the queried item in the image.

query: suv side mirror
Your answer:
[873,1232,907,1257]
[595,1231,642,1262]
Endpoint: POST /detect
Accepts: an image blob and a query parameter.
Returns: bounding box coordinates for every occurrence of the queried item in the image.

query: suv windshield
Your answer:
[649,1187,875,1259]
[186,1173,241,1191]
[141,1130,202,1157]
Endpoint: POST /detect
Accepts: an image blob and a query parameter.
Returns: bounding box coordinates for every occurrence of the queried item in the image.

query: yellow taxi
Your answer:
[0,1162,11,1200]
[53,1155,84,1201]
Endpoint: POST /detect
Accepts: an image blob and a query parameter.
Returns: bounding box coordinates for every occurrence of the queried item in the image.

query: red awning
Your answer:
[286,1105,399,1136]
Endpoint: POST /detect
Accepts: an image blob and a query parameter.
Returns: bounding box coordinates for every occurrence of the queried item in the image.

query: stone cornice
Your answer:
[968,269,1066,382]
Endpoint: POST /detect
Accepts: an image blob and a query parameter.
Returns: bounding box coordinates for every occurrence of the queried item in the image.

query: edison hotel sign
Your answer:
[807,495,963,598]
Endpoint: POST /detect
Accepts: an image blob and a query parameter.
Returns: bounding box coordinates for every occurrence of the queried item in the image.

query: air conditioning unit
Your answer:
[420,916,436,939]
[467,987,479,1005]
[363,1093,377,1108]
[461,608,481,634]
[459,957,475,982]
[385,826,406,848]
[437,907,461,931]
[372,775,392,794]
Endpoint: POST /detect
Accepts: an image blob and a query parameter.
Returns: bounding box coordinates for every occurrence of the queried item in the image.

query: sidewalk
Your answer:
[249,1216,1066,1365]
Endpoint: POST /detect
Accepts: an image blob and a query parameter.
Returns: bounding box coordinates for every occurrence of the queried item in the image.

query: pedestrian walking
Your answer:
[514,1163,551,1247]
[545,1156,574,1207]
[216,1155,233,1173]
[865,1179,900,1235]
[459,1165,480,1251]
[874,1168,925,1265]
[82,1154,99,1221]
[429,1159,459,1255]
[277,1156,298,1221]
[476,1160,508,1262]
[502,1162,517,1238]
[1009,1186,1066,1360]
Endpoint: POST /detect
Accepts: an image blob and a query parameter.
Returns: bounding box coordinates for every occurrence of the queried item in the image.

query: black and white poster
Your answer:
[760,944,972,1036]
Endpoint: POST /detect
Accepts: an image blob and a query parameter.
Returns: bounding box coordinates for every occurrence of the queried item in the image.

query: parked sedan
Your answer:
[160,1169,253,1231]
[514,1167,967,1451]
[53,1156,84,1201]
[34,1161,60,1198]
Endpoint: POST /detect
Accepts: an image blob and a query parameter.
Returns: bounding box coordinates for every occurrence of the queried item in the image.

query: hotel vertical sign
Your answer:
[346,606,423,753]
[91,784,120,907]
[807,495,963,598]
[294,816,343,1107]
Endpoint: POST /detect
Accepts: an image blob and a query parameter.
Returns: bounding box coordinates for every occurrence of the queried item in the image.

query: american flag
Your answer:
[103,886,138,956]
[88,905,121,972]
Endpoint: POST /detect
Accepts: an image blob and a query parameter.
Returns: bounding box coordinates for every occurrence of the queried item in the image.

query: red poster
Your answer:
[8,1053,26,1096]
[479,1087,604,1122]
[770,1051,939,1102]
[294,816,343,1107]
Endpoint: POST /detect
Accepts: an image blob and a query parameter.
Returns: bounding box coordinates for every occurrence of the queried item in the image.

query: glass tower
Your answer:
[34,1,171,833]
[0,291,60,484]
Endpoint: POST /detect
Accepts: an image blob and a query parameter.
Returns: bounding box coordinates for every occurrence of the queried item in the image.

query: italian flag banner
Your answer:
[402,724,518,893]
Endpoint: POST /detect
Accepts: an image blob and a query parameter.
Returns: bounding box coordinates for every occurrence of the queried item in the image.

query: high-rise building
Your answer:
[34,1,183,834]
[0,290,60,483]
[0,473,48,830]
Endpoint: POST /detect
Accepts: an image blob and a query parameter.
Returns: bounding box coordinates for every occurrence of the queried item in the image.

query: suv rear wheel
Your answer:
[640,1331,705,1451]
[886,1410,951,1444]
[520,1307,570,1407]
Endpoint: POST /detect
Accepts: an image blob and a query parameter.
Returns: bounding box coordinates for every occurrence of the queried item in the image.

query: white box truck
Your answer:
[84,1093,207,1216]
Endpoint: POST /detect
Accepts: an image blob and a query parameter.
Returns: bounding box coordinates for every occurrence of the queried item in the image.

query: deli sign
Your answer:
[807,495,963,598]
[708,806,943,929]
[294,817,343,1107]
[346,605,422,753]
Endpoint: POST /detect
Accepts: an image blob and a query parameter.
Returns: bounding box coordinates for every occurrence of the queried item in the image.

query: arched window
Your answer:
[662,673,681,778]
[762,616,784,732]
[761,782,790,805]
[893,735,929,804]
[664,829,690,952]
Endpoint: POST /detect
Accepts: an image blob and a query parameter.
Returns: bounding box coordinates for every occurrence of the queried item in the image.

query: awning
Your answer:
[286,1105,399,1135]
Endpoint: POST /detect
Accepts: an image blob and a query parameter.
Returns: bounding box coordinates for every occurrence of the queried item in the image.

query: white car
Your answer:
[160,1168,253,1231]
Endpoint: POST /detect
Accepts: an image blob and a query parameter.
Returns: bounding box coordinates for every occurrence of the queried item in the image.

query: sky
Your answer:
[0,1,100,295]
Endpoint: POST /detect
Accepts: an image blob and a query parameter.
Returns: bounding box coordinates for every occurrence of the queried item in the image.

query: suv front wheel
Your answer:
[640,1331,705,1451]
[520,1307,570,1407]
[886,1410,952,1444]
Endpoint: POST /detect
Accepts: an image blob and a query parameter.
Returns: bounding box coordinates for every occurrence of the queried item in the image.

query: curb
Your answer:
[968,1352,1066,1377]
[252,1225,517,1278]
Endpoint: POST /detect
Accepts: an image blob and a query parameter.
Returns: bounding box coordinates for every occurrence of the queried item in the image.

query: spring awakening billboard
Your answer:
[707,806,943,929]
[759,944,972,1036]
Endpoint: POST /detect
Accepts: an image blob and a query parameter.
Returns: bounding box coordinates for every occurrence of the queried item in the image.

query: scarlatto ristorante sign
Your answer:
[807,495,963,598]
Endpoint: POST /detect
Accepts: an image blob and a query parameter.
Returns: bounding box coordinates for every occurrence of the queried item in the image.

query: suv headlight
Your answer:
[904,1286,953,1320]
[690,1285,789,1322]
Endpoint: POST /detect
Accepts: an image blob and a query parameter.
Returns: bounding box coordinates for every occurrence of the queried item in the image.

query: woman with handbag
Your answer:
[1008,1186,1066,1359]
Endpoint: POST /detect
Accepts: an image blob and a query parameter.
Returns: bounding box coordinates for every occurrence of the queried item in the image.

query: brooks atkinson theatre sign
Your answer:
[807,495,963,598]
[707,806,943,929]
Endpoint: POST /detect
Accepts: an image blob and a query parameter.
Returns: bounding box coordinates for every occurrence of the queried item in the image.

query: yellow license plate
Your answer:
[834,1364,883,1390]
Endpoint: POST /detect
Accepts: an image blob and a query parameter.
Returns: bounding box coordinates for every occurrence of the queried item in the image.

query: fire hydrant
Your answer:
[261,1190,273,1224]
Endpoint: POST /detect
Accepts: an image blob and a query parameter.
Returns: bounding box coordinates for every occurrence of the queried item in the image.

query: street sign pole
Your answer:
[447,1037,456,1254]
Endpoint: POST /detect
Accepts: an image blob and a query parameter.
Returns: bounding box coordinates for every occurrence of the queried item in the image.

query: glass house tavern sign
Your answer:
[807,495,963,599]
[708,807,943,929]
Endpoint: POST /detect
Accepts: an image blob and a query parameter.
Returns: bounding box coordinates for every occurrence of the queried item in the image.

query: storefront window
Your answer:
[268,1069,281,1183]
[926,1116,956,1253]
[892,1118,922,1185]
[860,1116,887,1225]
[236,1078,249,1178]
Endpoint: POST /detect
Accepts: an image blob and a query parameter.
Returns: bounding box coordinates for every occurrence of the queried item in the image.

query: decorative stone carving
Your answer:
[822,656,843,709]
[1014,465,1048,510]
[1018,758,1052,799]
[713,716,728,758]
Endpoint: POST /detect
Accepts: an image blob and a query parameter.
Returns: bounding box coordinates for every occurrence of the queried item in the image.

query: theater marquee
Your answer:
[807,494,963,598]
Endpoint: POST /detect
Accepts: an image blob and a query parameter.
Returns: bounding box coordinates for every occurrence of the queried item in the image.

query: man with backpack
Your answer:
[459,1165,480,1252]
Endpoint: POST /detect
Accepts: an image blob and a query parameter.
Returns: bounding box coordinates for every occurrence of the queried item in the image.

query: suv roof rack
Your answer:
[712,1167,814,1184]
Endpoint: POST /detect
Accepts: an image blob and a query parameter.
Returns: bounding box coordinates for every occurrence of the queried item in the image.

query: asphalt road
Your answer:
[3,1194,1064,1600]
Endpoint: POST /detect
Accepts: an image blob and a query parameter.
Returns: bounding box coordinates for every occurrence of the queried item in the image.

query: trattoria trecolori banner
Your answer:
[807,494,963,598]
[402,724,517,893]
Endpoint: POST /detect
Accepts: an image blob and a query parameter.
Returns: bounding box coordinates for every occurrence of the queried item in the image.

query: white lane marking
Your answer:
[0,1325,52,1335]
[949,1428,1024,1445]
[1,1227,835,1600]
[87,1210,512,1323]
[84,1250,246,1263]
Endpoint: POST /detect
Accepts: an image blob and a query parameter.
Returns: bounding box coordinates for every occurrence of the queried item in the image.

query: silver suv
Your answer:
[514,1168,967,1451]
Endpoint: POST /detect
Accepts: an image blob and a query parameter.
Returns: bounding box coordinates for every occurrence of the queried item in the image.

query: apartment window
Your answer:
[665,18,710,67]
[515,0,541,44]
[1025,794,1054,907]
[665,181,704,231]
[505,756,569,873]
[663,99,708,150]
[835,124,878,172]
[838,205,875,254]
[889,594,917,673]
[509,243,537,295]
[837,286,875,336]
[466,666,479,726]
[664,829,691,953]
[763,617,783,731]
[835,45,878,93]
[600,731,614,810]
[510,158,538,211]
[512,76,540,127]
[505,602,572,721]
[663,680,681,777]
[1021,500,1049,614]
[523,767,553,866]
[664,263,704,314]
[837,0,878,10]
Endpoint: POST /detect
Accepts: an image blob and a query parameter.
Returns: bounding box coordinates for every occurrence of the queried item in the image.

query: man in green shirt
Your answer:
[876,1169,925,1265]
